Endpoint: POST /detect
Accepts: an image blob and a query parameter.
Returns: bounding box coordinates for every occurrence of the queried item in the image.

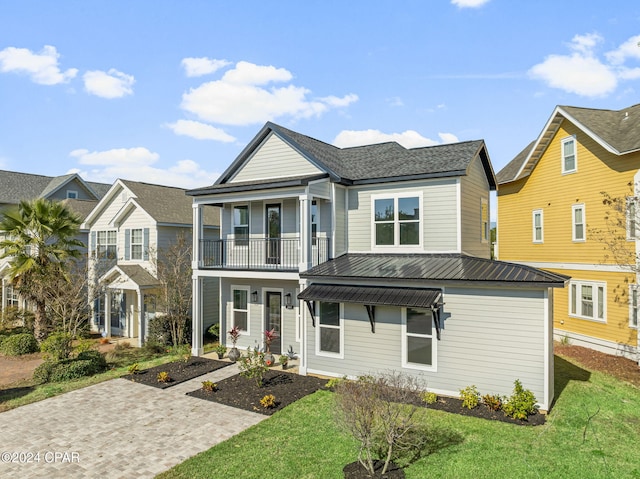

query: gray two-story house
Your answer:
[188,122,568,411]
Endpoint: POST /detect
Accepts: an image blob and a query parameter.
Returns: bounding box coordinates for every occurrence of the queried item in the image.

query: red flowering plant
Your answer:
[264,328,277,354]
[228,325,241,348]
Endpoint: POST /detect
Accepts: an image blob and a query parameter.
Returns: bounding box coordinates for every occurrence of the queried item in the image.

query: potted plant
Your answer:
[227,326,241,362]
[279,354,289,370]
[263,328,277,366]
[214,343,227,360]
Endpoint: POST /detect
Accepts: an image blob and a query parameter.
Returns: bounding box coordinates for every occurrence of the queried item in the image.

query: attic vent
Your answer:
[624,112,629,120]
[121,192,127,203]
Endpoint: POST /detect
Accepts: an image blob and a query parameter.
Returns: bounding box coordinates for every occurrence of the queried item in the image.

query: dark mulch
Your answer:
[187,369,327,415]
[122,357,230,389]
[343,460,405,479]
[414,394,545,426]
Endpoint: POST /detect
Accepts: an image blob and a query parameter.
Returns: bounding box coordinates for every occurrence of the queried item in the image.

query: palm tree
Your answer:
[0,198,84,341]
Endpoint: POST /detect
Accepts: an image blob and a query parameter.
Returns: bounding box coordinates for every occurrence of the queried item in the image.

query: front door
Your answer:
[265,204,281,264]
[265,291,282,354]
[110,290,127,336]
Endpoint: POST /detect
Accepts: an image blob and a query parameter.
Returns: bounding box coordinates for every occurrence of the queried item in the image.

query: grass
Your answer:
[0,342,181,412]
[158,355,640,479]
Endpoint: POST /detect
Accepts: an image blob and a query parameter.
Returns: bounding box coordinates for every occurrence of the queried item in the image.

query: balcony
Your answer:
[199,237,330,271]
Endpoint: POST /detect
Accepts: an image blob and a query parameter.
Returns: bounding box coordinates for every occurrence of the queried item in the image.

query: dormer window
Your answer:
[561,136,577,174]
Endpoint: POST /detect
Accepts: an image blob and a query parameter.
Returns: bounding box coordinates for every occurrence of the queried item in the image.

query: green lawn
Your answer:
[158,355,640,479]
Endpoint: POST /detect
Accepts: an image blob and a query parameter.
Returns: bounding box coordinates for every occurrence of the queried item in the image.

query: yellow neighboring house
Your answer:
[497,103,640,362]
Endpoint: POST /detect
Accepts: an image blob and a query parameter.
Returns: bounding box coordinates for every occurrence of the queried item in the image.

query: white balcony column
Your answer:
[192,203,203,270]
[191,276,203,357]
[105,289,112,337]
[299,195,313,272]
[1,278,6,318]
[298,278,308,375]
[137,290,145,347]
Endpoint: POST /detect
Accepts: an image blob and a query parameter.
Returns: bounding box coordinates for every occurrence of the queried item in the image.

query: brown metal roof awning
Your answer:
[298,284,442,335]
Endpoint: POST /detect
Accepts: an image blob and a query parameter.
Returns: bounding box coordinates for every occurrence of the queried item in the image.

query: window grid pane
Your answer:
[581,285,593,318]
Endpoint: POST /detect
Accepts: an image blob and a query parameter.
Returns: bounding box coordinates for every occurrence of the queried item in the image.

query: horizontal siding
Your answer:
[306,286,548,402]
[308,180,331,198]
[334,186,347,255]
[347,179,458,252]
[460,155,491,258]
[230,133,322,183]
[202,277,219,331]
[546,268,637,347]
[498,121,640,265]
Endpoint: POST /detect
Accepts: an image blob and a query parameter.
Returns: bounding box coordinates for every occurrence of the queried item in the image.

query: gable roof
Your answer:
[189,122,496,195]
[0,169,110,204]
[498,103,640,185]
[301,253,569,288]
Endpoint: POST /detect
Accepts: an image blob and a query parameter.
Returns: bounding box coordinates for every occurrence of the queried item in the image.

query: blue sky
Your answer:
[1,0,640,208]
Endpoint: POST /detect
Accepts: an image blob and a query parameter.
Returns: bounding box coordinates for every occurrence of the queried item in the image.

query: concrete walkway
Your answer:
[0,361,266,479]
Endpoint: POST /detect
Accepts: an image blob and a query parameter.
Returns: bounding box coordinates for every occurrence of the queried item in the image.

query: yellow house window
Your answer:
[572,204,585,242]
[569,280,605,322]
[532,209,543,243]
[630,285,639,329]
[562,136,577,174]
[627,197,638,240]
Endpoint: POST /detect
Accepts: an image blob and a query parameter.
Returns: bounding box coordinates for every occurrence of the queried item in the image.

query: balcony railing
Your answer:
[199,237,330,271]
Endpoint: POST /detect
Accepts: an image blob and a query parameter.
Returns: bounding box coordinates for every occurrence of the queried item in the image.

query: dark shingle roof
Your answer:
[115,264,160,287]
[301,253,569,287]
[0,170,110,204]
[498,103,640,185]
[121,180,219,226]
[60,199,100,222]
[191,122,496,195]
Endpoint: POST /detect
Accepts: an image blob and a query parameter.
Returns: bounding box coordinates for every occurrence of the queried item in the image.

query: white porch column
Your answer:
[105,290,112,337]
[299,195,312,272]
[137,290,145,347]
[192,203,203,270]
[191,276,203,356]
[298,278,308,375]
[1,278,6,319]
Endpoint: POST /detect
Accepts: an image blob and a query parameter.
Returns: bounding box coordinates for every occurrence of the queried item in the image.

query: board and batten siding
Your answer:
[347,179,459,253]
[460,155,491,258]
[230,133,322,183]
[220,278,300,354]
[305,285,551,409]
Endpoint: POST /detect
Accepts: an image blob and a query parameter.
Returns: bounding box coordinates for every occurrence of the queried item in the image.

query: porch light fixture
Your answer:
[251,290,258,302]
[285,292,293,309]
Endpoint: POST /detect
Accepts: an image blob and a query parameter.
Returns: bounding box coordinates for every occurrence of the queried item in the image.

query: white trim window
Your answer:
[572,204,585,242]
[317,301,343,358]
[570,280,606,322]
[630,285,639,329]
[231,286,249,333]
[5,284,18,307]
[402,307,436,371]
[372,192,422,248]
[233,205,249,245]
[561,136,577,174]
[66,190,78,199]
[131,228,143,260]
[97,230,117,259]
[533,209,543,243]
[627,197,638,240]
[481,198,489,243]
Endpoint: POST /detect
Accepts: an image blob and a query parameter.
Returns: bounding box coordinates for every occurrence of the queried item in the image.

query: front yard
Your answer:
[158,350,640,479]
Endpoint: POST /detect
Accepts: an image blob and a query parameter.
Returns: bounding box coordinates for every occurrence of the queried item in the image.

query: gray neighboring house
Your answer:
[188,122,568,411]
[82,179,220,345]
[0,170,110,315]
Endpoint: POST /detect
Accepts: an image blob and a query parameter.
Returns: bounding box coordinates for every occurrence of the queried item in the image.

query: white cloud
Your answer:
[0,45,77,85]
[386,96,404,107]
[165,119,236,142]
[69,147,218,189]
[181,57,231,77]
[333,129,459,149]
[180,61,358,125]
[451,0,490,8]
[529,33,640,98]
[83,68,135,98]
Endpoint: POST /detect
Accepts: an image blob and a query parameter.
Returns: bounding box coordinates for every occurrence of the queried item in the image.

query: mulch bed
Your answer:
[343,460,405,479]
[122,357,230,389]
[187,369,327,415]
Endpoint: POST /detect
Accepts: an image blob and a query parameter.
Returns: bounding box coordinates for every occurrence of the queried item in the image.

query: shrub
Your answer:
[148,315,191,346]
[74,338,96,355]
[202,380,217,392]
[260,394,276,408]
[238,347,269,387]
[214,343,227,359]
[157,371,171,383]
[325,376,346,390]
[33,351,107,383]
[460,385,480,409]
[420,391,438,405]
[482,393,503,411]
[40,332,73,361]
[0,332,39,356]
[142,338,166,355]
[503,380,537,420]
[128,363,140,374]
[206,323,220,341]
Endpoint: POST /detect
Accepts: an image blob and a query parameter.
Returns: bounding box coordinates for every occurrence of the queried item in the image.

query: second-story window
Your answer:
[373,194,421,247]
[572,204,585,242]
[233,205,249,245]
[627,197,638,240]
[533,209,543,243]
[311,200,318,245]
[562,137,577,174]
[131,229,143,260]
[97,230,117,259]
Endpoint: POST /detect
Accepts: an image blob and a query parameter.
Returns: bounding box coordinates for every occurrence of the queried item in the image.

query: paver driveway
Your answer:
[0,362,265,478]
